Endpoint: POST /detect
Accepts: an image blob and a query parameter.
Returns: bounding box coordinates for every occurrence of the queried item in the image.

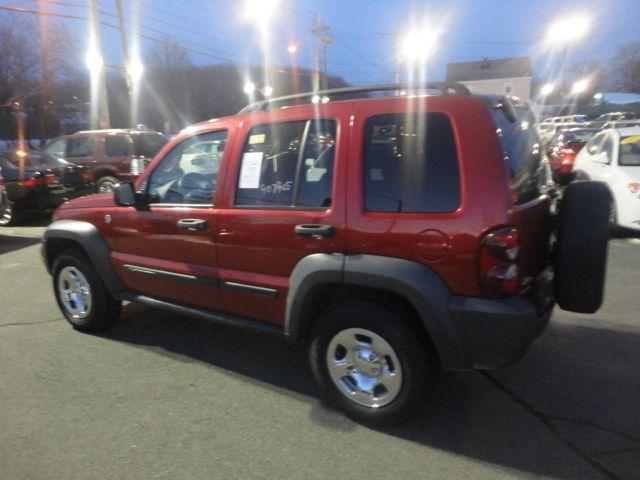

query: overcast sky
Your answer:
[3,0,639,84]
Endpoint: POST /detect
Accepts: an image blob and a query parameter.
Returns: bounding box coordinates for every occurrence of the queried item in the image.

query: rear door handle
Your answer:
[177,218,208,232]
[294,224,335,238]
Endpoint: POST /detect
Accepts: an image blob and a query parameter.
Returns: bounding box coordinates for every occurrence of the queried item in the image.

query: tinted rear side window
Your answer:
[493,108,541,204]
[363,113,459,213]
[134,135,167,157]
[105,135,132,157]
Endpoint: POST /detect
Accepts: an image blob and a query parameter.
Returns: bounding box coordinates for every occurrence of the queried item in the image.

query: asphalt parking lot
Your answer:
[1,229,639,480]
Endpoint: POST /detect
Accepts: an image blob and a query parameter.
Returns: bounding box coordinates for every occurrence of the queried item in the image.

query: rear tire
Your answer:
[554,181,612,313]
[52,249,121,332]
[309,301,437,425]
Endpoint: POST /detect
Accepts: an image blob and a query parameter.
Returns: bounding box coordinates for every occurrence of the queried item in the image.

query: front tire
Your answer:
[309,301,437,425]
[52,250,121,332]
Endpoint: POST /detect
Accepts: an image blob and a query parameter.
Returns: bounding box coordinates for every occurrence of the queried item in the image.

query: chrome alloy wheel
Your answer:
[326,328,402,408]
[0,204,12,226]
[57,266,92,319]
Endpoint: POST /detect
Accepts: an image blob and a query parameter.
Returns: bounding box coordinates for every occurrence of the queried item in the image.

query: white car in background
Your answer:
[573,127,640,232]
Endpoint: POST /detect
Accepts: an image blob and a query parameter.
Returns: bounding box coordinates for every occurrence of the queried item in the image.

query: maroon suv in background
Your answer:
[43,129,167,192]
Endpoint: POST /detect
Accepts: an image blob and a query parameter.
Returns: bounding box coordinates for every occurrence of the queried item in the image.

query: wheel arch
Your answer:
[43,220,123,292]
[285,253,469,369]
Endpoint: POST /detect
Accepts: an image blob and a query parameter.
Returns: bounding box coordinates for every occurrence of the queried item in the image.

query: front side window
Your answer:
[600,136,614,163]
[147,130,227,205]
[363,113,460,213]
[235,119,336,208]
[105,135,133,157]
[66,137,95,158]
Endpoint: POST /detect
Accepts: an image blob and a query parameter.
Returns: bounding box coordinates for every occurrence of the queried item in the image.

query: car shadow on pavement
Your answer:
[99,305,640,480]
[0,235,41,255]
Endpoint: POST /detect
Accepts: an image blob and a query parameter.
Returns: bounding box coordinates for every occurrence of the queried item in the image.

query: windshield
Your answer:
[619,136,640,166]
[3,151,70,168]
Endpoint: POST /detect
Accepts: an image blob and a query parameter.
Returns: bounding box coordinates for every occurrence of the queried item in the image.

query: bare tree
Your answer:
[611,41,640,93]
[0,16,39,104]
[146,39,193,70]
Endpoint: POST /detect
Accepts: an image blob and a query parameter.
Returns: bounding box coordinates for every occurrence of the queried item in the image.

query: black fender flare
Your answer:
[43,219,124,292]
[285,253,468,369]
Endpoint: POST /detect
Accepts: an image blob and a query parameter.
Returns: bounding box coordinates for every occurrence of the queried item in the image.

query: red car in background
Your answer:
[43,129,168,193]
[546,128,599,184]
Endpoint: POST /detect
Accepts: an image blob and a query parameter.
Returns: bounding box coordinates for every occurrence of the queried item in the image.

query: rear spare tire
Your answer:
[554,181,612,313]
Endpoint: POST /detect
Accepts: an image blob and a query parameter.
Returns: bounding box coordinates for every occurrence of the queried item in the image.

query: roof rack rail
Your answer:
[238,82,471,114]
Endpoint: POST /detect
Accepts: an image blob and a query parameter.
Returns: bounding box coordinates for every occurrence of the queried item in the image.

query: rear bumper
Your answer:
[13,184,94,211]
[449,295,550,369]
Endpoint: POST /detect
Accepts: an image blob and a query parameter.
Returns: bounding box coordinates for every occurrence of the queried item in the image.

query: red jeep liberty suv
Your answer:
[42,84,612,424]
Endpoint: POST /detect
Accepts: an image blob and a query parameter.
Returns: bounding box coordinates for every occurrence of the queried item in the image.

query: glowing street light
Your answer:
[540,83,555,96]
[572,79,589,94]
[262,85,273,98]
[545,15,590,96]
[399,26,440,62]
[287,43,298,54]
[243,0,279,33]
[243,81,256,95]
[545,15,590,45]
[86,49,104,74]
[127,59,144,82]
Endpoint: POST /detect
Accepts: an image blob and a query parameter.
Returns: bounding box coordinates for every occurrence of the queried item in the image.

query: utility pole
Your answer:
[310,13,332,92]
[87,0,110,129]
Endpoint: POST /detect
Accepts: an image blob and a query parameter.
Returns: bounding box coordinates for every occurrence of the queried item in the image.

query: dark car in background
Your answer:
[545,128,599,184]
[0,150,94,226]
[588,112,637,129]
[0,169,9,225]
[43,129,168,193]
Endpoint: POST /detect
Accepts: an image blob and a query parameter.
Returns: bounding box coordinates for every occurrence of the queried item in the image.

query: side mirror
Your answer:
[114,181,136,206]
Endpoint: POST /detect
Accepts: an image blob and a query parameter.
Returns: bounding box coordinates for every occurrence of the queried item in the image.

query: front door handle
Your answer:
[294,224,335,238]
[177,218,208,232]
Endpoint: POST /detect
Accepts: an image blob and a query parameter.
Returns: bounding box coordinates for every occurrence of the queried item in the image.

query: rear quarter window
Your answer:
[493,108,542,204]
[363,113,460,213]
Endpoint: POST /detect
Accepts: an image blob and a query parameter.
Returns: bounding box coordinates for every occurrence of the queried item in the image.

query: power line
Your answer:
[0,4,238,62]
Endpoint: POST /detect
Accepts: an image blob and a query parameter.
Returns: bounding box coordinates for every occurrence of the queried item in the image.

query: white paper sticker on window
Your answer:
[248,134,266,144]
[239,151,263,189]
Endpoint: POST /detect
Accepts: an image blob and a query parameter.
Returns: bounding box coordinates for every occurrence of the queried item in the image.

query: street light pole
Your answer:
[87,0,110,129]
[114,0,130,91]
[561,45,568,97]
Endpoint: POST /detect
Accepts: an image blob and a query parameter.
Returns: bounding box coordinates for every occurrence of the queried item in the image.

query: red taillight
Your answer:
[558,147,577,173]
[19,177,40,187]
[19,174,59,187]
[82,171,93,182]
[480,226,521,297]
